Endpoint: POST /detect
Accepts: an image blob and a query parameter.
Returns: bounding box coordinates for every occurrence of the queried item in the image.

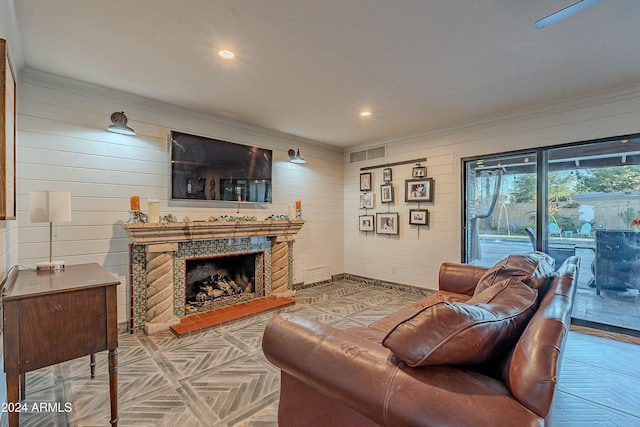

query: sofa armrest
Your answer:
[438,262,488,295]
[263,313,541,427]
[262,313,393,425]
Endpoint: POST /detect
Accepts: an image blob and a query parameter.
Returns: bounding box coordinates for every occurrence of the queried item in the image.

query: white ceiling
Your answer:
[6,0,640,148]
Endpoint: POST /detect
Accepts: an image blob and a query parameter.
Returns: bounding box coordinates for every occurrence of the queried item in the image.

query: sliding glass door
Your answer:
[463,135,640,334]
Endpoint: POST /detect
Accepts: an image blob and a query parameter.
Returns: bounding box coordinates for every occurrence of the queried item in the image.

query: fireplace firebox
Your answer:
[185,254,258,314]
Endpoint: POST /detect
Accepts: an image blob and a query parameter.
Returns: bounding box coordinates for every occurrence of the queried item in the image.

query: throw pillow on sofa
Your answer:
[473,252,555,297]
[369,291,472,334]
[381,277,538,367]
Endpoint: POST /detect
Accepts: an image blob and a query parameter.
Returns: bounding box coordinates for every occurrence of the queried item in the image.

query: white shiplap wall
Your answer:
[16,70,344,323]
[344,83,640,291]
[343,135,456,288]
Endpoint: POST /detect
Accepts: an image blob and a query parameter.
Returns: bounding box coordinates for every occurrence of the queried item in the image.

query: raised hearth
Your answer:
[170,296,295,338]
[124,220,304,333]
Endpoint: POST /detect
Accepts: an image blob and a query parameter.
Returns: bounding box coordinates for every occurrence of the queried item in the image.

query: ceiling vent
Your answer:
[349,145,386,163]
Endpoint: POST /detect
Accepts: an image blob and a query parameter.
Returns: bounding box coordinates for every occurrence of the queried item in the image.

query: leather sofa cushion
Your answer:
[381,277,538,367]
[474,252,555,297]
[369,291,471,334]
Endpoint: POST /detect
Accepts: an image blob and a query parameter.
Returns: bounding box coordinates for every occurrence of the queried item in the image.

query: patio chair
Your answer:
[549,223,561,237]
[577,223,592,238]
[594,230,640,295]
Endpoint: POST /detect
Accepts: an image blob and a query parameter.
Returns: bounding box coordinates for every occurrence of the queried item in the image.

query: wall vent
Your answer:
[349,145,386,163]
[366,146,386,160]
[350,150,367,163]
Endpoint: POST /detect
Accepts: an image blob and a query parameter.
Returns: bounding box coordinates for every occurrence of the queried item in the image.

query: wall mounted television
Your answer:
[170,131,272,205]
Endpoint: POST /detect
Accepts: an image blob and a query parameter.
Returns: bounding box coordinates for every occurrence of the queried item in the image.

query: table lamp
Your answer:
[29,191,72,271]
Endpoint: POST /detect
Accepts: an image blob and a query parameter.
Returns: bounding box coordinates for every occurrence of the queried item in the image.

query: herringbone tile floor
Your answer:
[6,280,640,426]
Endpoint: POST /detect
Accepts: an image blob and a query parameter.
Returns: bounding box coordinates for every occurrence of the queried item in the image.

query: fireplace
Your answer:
[185,253,258,315]
[124,220,304,333]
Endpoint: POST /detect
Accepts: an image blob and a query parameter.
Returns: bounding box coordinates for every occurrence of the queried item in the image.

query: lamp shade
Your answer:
[30,191,72,223]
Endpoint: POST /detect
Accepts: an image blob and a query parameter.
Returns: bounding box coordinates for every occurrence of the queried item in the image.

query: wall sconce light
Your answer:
[288,149,306,164]
[29,191,72,271]
[107,111,136,135]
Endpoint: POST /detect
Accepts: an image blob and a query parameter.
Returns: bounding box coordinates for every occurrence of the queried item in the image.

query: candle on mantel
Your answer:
[148,199,160,223]
[130,195,140,211]
[295,200,301,210]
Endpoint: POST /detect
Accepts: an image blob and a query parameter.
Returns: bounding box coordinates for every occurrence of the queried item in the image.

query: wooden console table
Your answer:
[2,263,119,426]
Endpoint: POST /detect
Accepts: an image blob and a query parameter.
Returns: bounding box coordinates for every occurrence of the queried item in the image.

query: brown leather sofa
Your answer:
[262,253,580,427]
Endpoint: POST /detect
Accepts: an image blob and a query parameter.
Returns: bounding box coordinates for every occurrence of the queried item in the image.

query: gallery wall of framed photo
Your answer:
[358,160,432,236]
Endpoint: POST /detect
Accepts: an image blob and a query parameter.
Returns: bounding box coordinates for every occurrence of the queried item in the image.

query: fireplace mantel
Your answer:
[124,220,305,244]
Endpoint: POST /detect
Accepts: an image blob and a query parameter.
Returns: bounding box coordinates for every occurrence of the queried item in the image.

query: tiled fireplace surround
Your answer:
[124,220,304,333]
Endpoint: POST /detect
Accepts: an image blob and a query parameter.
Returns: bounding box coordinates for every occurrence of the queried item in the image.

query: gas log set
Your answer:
[192,273,248,302]
[184,256,256,315]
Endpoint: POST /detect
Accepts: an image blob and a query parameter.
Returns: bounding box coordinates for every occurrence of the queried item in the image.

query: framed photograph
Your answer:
[380,184,394,203]
[412,166,427,178]
[383,167,392,183]
[376,213,399,235]
[0,39,16,220]
[360,172,372,191]
[359,191,374,209]
[409,209,429,226]
[359,215,375,232]
[405,178,434,202]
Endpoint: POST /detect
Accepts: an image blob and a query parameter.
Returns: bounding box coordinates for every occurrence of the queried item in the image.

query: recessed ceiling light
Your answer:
[218,50,235,59]
[360,111,372,117]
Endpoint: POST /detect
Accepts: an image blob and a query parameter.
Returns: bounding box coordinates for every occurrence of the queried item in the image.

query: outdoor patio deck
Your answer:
[475,236,640,334]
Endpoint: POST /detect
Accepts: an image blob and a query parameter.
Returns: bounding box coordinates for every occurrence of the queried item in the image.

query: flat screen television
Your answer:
[170,131,272,204]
